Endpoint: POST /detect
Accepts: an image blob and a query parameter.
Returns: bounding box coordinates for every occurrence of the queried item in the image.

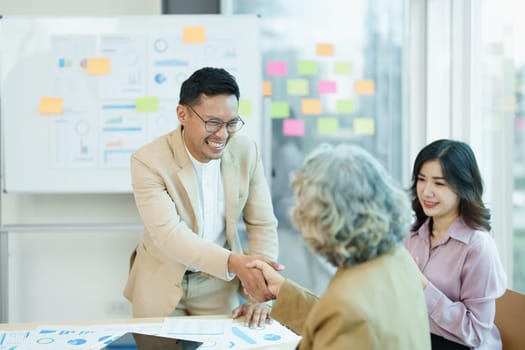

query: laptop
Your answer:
[101,332,203,350]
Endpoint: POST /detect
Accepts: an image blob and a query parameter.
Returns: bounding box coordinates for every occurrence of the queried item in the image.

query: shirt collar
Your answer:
[412,216,474,244]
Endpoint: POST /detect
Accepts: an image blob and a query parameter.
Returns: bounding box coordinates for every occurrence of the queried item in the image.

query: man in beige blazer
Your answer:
[124,67,279,322]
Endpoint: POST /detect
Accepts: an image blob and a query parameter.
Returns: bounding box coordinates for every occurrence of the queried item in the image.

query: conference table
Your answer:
[0,315,300,349]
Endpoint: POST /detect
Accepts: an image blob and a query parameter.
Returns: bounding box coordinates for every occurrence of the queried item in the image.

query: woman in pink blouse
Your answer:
[405,139,507,350]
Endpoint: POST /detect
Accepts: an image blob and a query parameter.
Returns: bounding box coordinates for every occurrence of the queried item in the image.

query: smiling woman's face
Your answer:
[416,159,460,222]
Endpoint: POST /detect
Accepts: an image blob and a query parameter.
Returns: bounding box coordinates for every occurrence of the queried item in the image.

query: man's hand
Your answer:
[245,259,285,299]
[228,254,284,302]
[232,302,272,328]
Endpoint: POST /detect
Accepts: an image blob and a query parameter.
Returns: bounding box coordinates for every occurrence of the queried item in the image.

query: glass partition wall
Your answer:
[227,0,408,294]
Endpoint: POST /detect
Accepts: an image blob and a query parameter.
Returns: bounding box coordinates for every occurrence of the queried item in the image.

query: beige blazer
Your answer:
[271,246,431,350]
[124,126,278,317]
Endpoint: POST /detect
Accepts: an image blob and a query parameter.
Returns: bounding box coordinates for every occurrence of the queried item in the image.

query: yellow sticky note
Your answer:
[316,43,334,56]
[87,57,110,75]
[238,99,252,116]
[136,96,159,113]
[336,99,355,114]
[39,97,63,115]
[355,80,375,95]
[318,118,339,134]
[298,60,318,75]
[183,26,206,44]
[287,79,309,95]
[334,62,352,75]
[271,101,290,119]
[262,81,272,96]
[354,117,375,135]
[301,99,322,115]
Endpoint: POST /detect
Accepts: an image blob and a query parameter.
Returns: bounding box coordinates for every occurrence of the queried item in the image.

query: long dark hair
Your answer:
[410,139,491,232]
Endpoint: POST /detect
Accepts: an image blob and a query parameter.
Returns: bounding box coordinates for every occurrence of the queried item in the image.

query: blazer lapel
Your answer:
[221,146,241,252]
[169,126,201,233]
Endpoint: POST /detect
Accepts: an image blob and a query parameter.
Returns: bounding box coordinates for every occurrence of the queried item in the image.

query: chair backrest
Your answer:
[494,289,525,350]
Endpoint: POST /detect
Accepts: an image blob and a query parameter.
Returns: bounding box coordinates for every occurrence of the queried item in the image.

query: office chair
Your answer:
[494,289,525,350]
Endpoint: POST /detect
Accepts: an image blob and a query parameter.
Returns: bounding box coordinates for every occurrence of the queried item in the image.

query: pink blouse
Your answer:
[404,217,507,350]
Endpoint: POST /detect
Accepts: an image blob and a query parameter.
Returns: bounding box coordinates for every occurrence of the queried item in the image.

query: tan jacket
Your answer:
[271,246,431,350]
[124,126,278,317]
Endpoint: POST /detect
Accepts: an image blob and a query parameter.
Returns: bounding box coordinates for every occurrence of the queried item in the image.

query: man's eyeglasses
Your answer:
[186,105,245,134]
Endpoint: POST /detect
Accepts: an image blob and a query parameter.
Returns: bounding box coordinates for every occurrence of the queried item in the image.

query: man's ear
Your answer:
[176,104,187,124]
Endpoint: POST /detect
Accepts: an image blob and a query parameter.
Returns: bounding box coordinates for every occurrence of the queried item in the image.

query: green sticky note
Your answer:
[318,118,339,134]
[287,79,309,95]
[334,62,352,75]
[354,117,375,135]
[136,96,159,112]
[271,101,290,119]
[298,60,318,75]
[238,99,252,116]
[336,99,355,114]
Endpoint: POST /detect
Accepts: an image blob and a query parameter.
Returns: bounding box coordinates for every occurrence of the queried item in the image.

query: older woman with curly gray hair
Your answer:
[233,143,431,350]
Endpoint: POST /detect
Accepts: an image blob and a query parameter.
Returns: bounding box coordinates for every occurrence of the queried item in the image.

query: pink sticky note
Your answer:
[318,80,337,94]
[283,119,305,136]
[266,61,287,76]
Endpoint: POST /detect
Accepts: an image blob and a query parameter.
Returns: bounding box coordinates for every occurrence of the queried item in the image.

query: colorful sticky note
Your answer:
[336,99,355,114]
[354,117,375,135]
[287,79,309,95]
[86,57,110,75]
[238,99,252,116]
[283,118,305,136]
[271,101,290,118]
[318,80,337,94]
[318,118,339,134]
[334,62,352,75]
[355,80,375,95]
[182,26,206,44]
[262,81,272,97]
[298,60,318,75]
[136,96,159,112]
[301,99,322,115]
[266,61,287,76]
[316,43,334,56]
[39,97,63,115]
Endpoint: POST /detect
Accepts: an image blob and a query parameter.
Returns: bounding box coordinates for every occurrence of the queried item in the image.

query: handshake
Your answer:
[228,253,286,302]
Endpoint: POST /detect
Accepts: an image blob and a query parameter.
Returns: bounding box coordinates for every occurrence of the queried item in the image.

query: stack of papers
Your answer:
[0,317,301,349]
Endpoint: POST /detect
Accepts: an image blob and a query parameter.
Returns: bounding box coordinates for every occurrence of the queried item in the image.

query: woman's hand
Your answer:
[245,259,285,299]
[232,302,272,328]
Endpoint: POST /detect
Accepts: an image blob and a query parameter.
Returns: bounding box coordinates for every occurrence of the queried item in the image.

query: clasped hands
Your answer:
[228,253,285,302]
[228,254,285,327]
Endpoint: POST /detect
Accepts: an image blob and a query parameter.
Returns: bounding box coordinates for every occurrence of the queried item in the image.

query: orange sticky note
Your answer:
[39,97,63,115]
[183,26,206,44]
[301,99,322,115]
[355,80,375,95]
[262,81,272,96]
[316,43,334,56]
[87,57,110,75]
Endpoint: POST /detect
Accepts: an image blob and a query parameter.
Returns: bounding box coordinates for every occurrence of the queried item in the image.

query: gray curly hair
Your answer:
[290,143,411,267]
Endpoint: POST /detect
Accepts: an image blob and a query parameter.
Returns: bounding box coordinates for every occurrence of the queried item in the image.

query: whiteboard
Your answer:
[0,15,262,193]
